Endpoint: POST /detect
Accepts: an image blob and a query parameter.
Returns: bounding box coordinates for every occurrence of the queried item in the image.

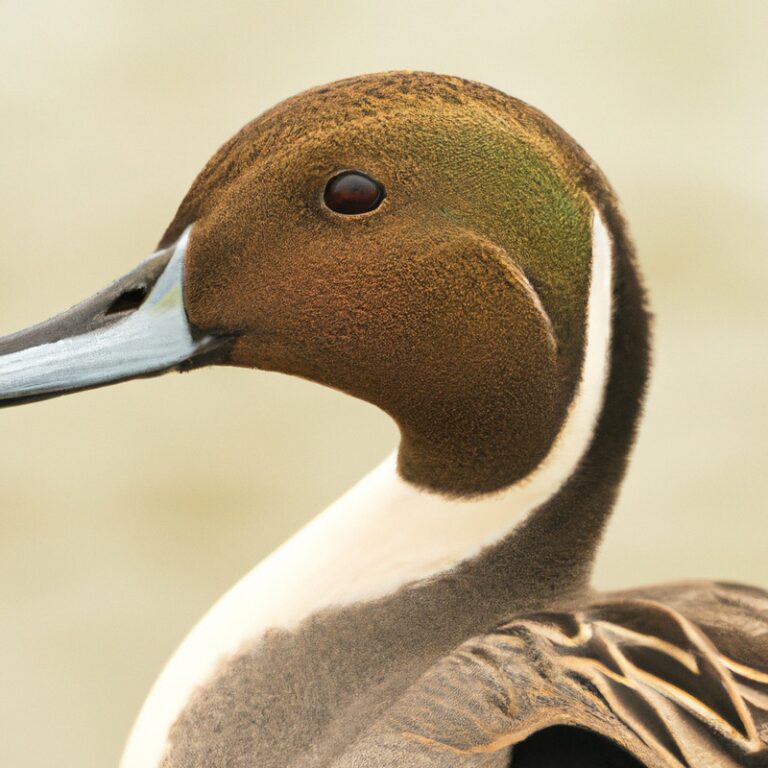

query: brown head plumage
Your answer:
[161,71,641,494]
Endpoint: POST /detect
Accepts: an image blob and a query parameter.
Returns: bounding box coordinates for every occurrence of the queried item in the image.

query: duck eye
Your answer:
[323,171,385,215]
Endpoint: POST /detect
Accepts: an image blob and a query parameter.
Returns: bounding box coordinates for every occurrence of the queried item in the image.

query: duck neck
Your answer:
[493,212,648,605]
[224,211,649,644]
[282,198,648,621]
[387,197,649,600]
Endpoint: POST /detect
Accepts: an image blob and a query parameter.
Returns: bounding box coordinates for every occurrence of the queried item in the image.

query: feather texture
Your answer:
[333,582,768,767]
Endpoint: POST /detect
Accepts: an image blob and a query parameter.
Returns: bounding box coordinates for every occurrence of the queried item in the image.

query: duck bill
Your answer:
[0,225,223,408]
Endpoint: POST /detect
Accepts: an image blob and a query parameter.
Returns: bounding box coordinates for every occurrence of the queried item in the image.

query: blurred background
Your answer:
[0,1,766,765]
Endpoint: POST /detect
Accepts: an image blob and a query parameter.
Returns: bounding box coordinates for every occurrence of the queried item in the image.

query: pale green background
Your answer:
[0,1,766,766]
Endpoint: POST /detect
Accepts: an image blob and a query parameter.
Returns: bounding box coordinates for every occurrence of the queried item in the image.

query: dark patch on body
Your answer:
[511,726,647,768]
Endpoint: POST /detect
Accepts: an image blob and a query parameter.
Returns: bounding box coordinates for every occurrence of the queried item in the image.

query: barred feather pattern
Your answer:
[333,582,768,768]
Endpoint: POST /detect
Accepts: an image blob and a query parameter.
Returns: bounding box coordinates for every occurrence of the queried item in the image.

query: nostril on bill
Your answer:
[105,286,148,315]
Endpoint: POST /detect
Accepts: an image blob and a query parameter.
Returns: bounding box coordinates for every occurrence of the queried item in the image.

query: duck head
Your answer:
[0,72,649,496]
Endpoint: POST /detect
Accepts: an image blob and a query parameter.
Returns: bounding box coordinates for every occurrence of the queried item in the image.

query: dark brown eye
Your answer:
[323,171,385,215]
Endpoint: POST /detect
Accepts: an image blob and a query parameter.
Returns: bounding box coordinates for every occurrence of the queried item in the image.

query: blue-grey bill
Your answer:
[0,225,216,404]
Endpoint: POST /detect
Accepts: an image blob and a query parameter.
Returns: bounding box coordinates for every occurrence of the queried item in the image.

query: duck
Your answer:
[0,71,766,768]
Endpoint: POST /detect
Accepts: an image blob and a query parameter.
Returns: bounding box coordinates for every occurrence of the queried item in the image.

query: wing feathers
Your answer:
[334,581,768,768]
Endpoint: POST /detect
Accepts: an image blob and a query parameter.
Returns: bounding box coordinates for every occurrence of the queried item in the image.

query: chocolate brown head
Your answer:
[0,72,649,496]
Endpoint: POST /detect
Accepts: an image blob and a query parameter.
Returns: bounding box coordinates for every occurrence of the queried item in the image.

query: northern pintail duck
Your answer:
[1,72,766,768]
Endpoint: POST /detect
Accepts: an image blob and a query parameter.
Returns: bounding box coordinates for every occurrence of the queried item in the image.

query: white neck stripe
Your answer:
[120,204,614,768]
